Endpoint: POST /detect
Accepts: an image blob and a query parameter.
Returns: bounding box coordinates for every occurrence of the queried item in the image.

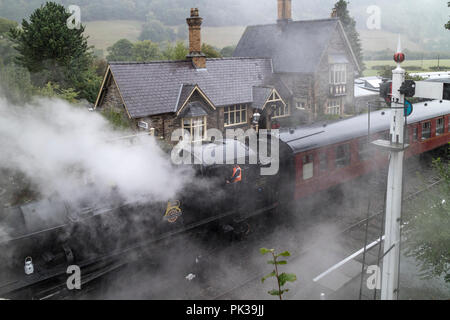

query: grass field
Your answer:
[363,59,450,77]
[84,20,244,57]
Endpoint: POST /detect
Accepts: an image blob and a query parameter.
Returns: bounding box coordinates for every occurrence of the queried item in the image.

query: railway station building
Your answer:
[95,0,360,144]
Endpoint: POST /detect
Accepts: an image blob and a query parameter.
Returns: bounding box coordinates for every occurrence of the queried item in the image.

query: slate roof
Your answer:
[252,86,273,110]
[233,18,359,73]
[176,84,196,111]
[105,58,277,119]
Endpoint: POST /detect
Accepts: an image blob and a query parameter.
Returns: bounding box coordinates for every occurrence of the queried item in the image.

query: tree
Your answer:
[9,2,91,89]
[132,40,164,61]
[106,39,134,61]
[0,63,34,104]
[333,0,365,74]
[0,17,17,36]
[201,43,221,58]
[220,45,236,57]
[446,2,450,30]
[162,41,189,60]
[139,20,176,43]
[404,147,450,283]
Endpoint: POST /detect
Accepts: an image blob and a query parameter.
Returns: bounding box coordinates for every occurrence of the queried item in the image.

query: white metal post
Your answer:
[380,37,406,300]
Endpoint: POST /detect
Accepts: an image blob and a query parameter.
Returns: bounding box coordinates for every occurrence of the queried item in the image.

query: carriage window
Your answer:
[319,152,328,173]
[303,154,314,180]
[358,139,372,161]
[413,126,418,142]
[436,118,444,136]
[421,122,431,140]
[335,144,350,168]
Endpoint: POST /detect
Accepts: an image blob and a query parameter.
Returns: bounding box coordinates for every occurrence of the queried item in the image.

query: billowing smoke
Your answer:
[0,96,192,206]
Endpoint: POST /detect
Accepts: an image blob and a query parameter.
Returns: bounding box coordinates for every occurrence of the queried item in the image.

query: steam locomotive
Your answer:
[1,99,449,297]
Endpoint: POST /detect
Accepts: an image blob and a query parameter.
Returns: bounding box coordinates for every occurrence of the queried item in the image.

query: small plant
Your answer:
[260,248,297,300]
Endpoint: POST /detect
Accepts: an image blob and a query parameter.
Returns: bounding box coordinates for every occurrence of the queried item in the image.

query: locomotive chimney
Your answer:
[186,8,206,69]
[277,0,292,23]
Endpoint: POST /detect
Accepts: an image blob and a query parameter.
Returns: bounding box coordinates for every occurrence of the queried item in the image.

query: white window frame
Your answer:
[183,116,207,142]
[224,104,247,127]
[327,99,341,115]
[436,118,444,136]
[330,64,347,85]
[267,91,289,119]
[302,154,314,180]
[421,121,431,140]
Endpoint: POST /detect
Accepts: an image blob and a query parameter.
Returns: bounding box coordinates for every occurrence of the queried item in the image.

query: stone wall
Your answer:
[277,26,357,119]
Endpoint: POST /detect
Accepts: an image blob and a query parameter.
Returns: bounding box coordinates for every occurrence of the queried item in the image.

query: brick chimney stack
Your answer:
[277,0,292,23]
[186,8,206,69]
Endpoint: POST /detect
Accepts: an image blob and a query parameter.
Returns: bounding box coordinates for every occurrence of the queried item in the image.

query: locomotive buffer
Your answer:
[374,37,450,300]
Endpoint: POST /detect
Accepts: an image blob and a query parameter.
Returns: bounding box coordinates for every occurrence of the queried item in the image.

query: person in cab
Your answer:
[227,164,242,184]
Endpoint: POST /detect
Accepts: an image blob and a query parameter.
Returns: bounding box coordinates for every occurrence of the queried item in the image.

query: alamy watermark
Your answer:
[366,5,381,30]
[66,5,81,30]
[366,265,381,290]
[66,265,81,290]
[170,128,280,176]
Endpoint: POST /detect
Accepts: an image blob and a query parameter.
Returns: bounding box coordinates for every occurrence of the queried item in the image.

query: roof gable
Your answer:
[233,18,358,73]
[176,85,216,117]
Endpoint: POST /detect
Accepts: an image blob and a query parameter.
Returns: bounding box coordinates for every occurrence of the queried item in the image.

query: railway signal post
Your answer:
[372,37,407,300]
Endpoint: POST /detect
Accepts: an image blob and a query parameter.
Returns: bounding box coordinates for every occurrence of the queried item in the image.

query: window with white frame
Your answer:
[272,103,289,118]
[303,154,314,180]
[224,104,247,127]
[436,118,444,136]
[183,116,207,142]
[330,64,347,84]
[422,122,431,140]
[267,90,289,118]
[327,99,341,115]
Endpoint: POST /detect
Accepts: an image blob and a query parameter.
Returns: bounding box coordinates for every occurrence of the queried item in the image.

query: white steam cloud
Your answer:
[0,96,192,206]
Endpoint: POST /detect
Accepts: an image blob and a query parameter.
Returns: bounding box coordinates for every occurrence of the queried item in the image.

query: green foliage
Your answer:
[162,41,189,60]
[36,81,79,103]
[403,147,450,283]
[260,248,297,300]
[0,37,17,65]
[333,0,365,74]
[220,46,236,57]
[71,68,102,103]
[101,108,131,130]
[0,63,34,103]
[0,17,18,35]
[108,39,166,62]
[106,39,134,61]
[201,43,221,58]
[9,2,91,86]
[132,40,164,61]
[139,20,176,43]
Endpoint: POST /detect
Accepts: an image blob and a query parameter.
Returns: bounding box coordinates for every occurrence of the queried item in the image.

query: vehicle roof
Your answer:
[280,100,450,154]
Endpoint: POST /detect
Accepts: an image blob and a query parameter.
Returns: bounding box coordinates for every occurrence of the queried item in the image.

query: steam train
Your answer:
[1,99,449,297]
